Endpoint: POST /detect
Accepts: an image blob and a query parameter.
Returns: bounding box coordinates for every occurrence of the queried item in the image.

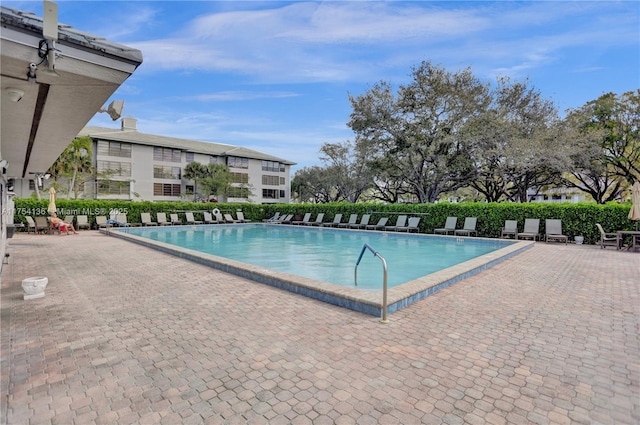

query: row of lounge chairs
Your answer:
[266,213,422,232]
[24,215,90,234]
[433,216,571,243]
[139,211,251,226]
[21,212,611,246]
[434,217,478,236]
[23,211,251,232]
[500,218,567,243]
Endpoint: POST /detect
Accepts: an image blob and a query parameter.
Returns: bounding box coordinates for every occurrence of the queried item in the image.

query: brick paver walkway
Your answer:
[1,231,638,424]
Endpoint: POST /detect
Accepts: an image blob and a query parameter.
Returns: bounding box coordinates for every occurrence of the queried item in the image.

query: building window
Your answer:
[186,152,195,163]
[185,185,194,194]
[153,147,181,162]
[29,180,36,190]
[153,165,181,179]
[262,189,279,199]
[97,180,129,195]
[153,183,181,196]
[97,140,131,158]
[227,187,250,199]
[230,173,249,184]
[280,177,285,185]
[262,160,285,172]
[280,190,286,199]
[97,161,131,177]
[262,175,280,186]
[227,156,248,169]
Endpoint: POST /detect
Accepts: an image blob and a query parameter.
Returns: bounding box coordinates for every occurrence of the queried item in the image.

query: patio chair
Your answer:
[236,212,251,223]
[545,219,567,244]
[141,212,158,226]
[320,213,342,227]
[156,212,171,226]
[595,223,618,249]
[304,213,325,226]
[214,211,225,223]
[203,211,217,224]
[224,213,239,223]
[501,220,518,239]
[47,217,62,235]
[434,217,458,235]
[265,212,281,222]
[108,213,130,227]
[34,216,49,234]
[272,214,293,224]
[385,215,408,232]
[398,217,421,233]
[95,216,108,229]
[185,212,203,225]
[76,215,91,230]
[516,219,540,241]
[63,215,75,228]
[291,213,312,225]
[25,216,38,234]
[170,213,182,225]
[337,214,358,228]
[365,217,389,230]
[349,214,370,229]
[454,217,477,237]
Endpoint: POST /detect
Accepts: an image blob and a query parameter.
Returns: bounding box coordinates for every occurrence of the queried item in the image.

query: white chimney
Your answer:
[121,116,137,131]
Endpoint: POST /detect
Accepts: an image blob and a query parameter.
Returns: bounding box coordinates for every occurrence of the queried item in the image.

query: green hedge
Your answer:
[12,198,633,245]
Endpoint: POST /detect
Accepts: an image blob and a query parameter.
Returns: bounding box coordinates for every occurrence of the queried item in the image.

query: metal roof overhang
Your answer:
[0,6,143,179]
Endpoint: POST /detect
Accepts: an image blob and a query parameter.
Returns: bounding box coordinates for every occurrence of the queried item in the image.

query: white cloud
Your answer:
[188,91,300,102]
[123,1,637,87]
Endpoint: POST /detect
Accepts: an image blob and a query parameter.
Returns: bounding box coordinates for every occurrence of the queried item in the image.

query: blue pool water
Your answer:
[125,224,513,291]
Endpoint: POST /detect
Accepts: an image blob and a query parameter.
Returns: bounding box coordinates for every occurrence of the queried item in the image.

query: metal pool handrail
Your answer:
[354,243,389,323]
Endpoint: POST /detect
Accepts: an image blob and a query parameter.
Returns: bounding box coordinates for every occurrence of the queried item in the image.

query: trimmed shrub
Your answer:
[12,199,632,245]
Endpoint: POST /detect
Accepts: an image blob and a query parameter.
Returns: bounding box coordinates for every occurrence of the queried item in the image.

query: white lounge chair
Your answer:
[185,212,203,225]
[141,213,158,226]
[236,212,251,223]
[224,213,239,223]
[156,212,171,226]
[76,215,91,230]
[170,213,182,225]
[203,211,217,224]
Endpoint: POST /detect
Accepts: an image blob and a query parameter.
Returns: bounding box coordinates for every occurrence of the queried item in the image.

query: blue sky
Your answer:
[6,1,639,172]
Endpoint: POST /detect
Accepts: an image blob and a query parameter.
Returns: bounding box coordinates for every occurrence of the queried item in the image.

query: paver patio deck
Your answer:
[1,231,638,425]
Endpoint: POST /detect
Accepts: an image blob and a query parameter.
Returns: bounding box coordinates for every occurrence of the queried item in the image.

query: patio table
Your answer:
[617,230,640,251]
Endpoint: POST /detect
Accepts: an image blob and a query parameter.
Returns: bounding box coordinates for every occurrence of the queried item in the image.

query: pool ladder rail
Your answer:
[354,244,389,323]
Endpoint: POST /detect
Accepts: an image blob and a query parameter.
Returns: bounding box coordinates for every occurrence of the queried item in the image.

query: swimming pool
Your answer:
[110,224,534,317]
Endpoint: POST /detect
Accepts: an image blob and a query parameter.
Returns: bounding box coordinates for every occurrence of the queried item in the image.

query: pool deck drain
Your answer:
[108,225,534,317]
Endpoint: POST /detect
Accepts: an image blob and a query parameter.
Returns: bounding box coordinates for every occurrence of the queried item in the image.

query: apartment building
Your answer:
[67,117,294,203]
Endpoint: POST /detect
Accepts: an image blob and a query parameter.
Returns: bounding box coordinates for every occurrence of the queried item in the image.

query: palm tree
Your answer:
[183,161,208,201]
[67,137,92,199]
[47,137,93,199]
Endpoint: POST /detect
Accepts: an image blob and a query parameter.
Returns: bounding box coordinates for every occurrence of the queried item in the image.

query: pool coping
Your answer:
[106,224,535,318]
